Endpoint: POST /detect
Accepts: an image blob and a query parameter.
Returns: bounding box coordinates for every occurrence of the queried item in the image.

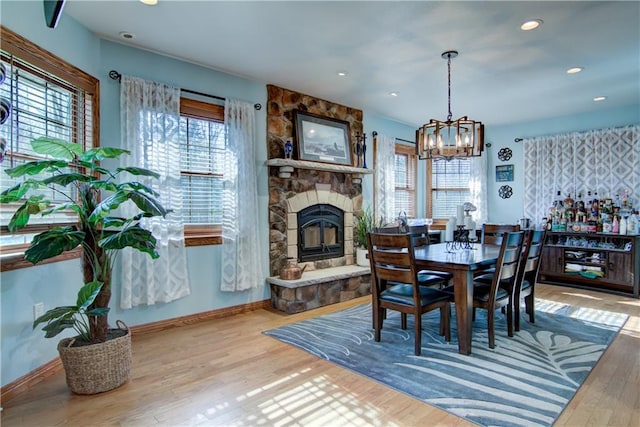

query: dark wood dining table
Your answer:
[413,242,501,355]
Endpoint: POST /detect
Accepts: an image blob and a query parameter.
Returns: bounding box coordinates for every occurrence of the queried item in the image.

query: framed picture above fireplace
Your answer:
[293,110,352,166]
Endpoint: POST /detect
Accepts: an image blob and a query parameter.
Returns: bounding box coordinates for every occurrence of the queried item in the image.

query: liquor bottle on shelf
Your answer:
[619,215,627,235]
[612,215,619,234]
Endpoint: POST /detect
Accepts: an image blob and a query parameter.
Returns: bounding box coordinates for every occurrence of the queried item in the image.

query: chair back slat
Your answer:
[367,231,420,300]
[482,224,520,245]
[490,231,525,301]
[517,229,546,286]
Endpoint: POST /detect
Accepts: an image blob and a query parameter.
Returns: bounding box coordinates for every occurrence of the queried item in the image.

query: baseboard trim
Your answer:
[0,357,62,404]
[0,299,271,403]
[130,299,272,336]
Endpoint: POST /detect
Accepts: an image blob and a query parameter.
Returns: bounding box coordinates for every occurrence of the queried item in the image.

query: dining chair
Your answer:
[373,226,452,287]
[513,229,546,331]
[474,229,544,332]
[474,223,521,278]
[446,231,524,348]
[367,232,452,356]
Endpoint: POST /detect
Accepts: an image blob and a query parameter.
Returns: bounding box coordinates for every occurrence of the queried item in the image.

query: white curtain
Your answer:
[469,154,488,225]
[220,99,262,291]
[374,133,396,223]
[523,124,640,223]
[119,75,191,309]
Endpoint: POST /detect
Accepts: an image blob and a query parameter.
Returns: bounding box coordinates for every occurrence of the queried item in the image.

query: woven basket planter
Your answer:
[57,322,131,395]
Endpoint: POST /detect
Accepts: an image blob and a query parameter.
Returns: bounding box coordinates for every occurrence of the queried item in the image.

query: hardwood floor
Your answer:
[2,283,638,426]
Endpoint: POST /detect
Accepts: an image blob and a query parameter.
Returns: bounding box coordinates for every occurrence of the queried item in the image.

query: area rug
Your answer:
[264,300,627,427]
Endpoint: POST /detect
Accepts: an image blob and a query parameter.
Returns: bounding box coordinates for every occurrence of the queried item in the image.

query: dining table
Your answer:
[413,242,501,355]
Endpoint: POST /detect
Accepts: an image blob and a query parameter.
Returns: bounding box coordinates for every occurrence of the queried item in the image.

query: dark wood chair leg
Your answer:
[374,307,383,342]
[442,304,451,342]
[401,313,407,330]
[526,294,535,323]
[507,303,514,337]
[487,309,496,349]
[514,299,521,332]
[414,312,422,356]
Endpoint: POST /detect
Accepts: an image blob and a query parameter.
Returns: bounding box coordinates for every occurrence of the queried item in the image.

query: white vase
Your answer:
[356,248,369,267]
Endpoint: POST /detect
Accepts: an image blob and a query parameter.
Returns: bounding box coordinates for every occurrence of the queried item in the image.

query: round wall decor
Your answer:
[498,185,513,199]
[497,147,512,161]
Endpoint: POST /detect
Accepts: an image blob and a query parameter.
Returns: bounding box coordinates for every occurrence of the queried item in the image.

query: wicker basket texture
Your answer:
[57,327,131,395]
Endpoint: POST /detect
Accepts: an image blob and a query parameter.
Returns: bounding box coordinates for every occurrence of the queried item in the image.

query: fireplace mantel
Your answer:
[266,158,373,180]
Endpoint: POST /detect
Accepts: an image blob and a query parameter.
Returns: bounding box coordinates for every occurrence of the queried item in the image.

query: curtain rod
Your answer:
[108,70,262,110]
[371,132,416,145]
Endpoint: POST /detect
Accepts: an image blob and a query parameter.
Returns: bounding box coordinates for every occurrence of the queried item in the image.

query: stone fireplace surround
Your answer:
[266,85,372,313]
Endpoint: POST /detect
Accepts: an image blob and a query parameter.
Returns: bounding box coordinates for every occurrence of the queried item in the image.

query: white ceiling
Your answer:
[63,0,640,127]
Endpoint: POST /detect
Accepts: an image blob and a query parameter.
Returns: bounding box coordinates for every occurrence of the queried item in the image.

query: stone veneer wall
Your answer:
[267,85,364,276]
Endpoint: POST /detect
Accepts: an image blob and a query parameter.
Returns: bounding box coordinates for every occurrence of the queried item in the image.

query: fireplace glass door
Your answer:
[298,204,344,262]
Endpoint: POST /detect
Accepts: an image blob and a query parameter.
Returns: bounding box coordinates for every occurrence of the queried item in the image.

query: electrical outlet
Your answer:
[33,302,45,321]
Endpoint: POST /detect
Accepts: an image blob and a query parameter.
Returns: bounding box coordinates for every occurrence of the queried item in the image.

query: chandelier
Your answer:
[416,51,484,161]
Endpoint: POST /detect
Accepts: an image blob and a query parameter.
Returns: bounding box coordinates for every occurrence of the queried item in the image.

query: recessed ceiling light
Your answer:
[567,67,583,74]
[337,71,347,77]
[389,92,399,97]
[140,0,158,5]
[521,19,543,31]
[119,31,135,40]
[593,96,607,102]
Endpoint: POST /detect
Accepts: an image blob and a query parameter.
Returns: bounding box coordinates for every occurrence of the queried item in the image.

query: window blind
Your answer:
[394,147,416,217]
[0,52,95,246]
[430,158,471,218]
[178,114,225,225]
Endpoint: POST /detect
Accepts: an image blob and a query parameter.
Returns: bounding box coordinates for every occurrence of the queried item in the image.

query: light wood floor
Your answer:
[2,284,639,426]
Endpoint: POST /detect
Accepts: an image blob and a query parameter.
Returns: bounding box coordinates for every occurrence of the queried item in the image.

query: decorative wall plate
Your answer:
[497,147,512,161]
[499,185,513,199]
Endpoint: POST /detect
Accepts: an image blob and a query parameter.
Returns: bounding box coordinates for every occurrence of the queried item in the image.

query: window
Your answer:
[179,98,224,245]
[394,144,416,217]
[427,158,471,219]
[0,27,98,269]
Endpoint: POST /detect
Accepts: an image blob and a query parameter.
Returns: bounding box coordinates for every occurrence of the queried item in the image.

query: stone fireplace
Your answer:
[266,85,372,313]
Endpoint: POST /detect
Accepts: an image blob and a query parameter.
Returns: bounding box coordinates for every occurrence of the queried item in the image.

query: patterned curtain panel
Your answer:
[469,154,488,226]
[119,75,191,309]
[523,124,640,224]
[220,99,263,291]
[374,133,396,223]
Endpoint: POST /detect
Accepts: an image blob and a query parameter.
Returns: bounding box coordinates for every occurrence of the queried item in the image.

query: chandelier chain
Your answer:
[447,53,452,122]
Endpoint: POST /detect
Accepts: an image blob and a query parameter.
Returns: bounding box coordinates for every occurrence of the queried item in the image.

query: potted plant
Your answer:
[0,137,168,394]
[353,205,382,267]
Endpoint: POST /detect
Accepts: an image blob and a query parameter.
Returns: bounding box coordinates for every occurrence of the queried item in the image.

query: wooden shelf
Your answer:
[266,158,373,179]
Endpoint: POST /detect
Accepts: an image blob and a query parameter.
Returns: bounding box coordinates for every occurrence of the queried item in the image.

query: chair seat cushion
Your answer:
[380,284,451,306]
[418,269,453,280]
[521,279,533,290]
[471,282,510,302]
[416,272,448,287]
[473,273,494,284]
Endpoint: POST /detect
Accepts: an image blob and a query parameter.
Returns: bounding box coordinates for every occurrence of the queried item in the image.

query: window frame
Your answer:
[0,26,99,271]
[179,97,224,246]
[394,143,417,218]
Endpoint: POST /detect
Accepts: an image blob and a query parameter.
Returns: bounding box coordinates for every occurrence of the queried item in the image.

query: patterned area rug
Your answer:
[264,300,627,427]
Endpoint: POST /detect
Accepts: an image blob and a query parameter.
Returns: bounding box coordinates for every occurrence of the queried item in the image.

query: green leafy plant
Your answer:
[1,137,168,344]
[354,205,383,249]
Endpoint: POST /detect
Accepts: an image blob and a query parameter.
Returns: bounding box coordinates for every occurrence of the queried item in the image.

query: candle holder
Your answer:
[454,225,474,250]
[355,132,367,168]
